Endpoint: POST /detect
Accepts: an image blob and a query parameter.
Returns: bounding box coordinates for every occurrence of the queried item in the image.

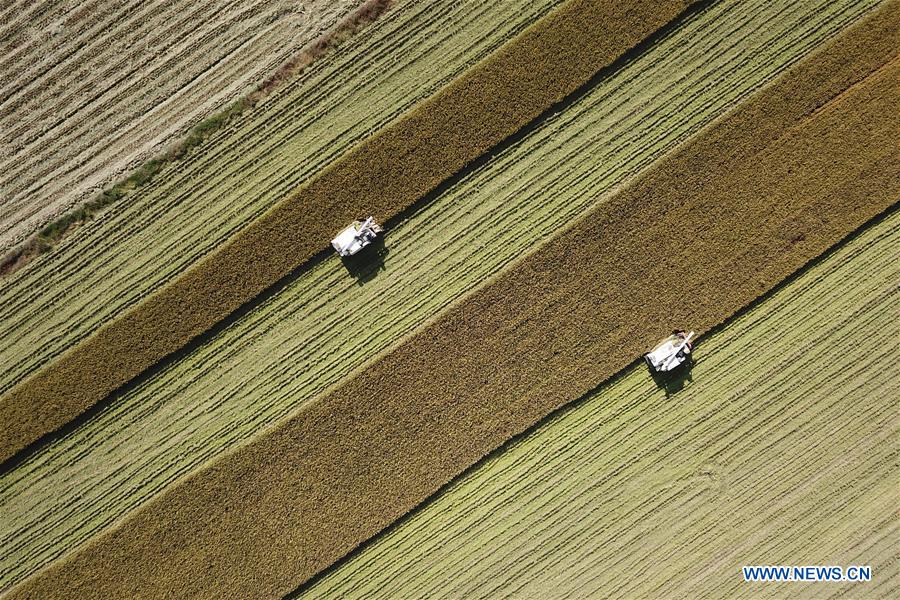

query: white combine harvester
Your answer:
[331,217,383,257]
[644,330,695,375]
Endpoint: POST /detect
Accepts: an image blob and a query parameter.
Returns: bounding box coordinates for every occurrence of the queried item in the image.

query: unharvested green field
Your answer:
[303,209,900,600]
[0,0,881,591]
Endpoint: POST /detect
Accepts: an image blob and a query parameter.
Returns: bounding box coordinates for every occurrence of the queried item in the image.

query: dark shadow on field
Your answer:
[340,236,389,286]
[648,356,694,397]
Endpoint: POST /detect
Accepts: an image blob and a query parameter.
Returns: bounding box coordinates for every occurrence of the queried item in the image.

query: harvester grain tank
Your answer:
[331,217,383,256]
[644,330,694,374]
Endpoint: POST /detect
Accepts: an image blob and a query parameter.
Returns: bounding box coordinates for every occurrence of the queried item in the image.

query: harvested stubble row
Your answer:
[2,0,874,590]
[0,0,698,464]
[305,210,900,599]
[12,4,899,598]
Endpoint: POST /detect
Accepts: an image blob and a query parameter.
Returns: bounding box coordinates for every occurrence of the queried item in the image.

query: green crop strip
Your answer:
[0,0,698,465]
[10,4,898,597]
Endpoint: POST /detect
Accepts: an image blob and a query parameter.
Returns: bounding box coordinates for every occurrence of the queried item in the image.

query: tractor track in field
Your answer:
[0,0,883,591]
[0,0,367,251]
[6,2,897,596]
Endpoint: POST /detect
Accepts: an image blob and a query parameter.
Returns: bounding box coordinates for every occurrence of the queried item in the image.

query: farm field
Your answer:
[7,1,897,595]
[303,209,900,600]
[0,0,567,447]
[0,0,698,463]
[0,0,881,591]
[0,0,365,251]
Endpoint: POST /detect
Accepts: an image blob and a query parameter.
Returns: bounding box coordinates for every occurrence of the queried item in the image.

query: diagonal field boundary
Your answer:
[10,3,899,598]
[0,0,703,466]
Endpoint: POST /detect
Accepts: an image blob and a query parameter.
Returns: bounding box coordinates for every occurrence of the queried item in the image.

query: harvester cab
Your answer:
[644,330,695,375]
[331,216,383,257]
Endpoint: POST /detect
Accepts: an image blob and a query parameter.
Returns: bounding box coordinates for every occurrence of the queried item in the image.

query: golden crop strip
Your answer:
[304,212,900,599]
[0,0,698,465]
[11,3,898,598]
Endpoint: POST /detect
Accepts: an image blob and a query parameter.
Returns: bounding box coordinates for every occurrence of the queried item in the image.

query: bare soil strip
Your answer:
[0,0,697,464]
[0,0,365,252]
[10,4,898,598]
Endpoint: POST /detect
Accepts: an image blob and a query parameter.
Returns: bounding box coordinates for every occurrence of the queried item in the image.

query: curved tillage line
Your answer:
[0,0,879,589]
[0,0,556,396]
[306,215,899,599]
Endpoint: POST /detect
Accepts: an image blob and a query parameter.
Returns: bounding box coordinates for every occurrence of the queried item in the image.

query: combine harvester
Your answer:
[331,217,383,257]
[644,330,695,375]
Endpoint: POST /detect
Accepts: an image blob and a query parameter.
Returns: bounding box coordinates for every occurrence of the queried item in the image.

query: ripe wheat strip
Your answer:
[0,0,699,464]
[0,0,872,590]
[10,4,898,598]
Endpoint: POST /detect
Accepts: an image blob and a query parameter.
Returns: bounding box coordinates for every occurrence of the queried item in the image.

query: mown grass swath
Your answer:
[11,5,898,598]
[0,0,699,465]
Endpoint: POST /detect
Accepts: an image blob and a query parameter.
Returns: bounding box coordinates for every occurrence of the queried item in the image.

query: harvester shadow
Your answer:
[649,357,694,397]
[340,237,389,286]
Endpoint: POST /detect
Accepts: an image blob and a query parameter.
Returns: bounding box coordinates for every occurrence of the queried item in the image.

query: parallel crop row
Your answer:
[0,0,696,465]
[306,212,900,599]
[0,0,364,249]
[9,4,897,596]
[0,0,566,450]
[0,0,881,590]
